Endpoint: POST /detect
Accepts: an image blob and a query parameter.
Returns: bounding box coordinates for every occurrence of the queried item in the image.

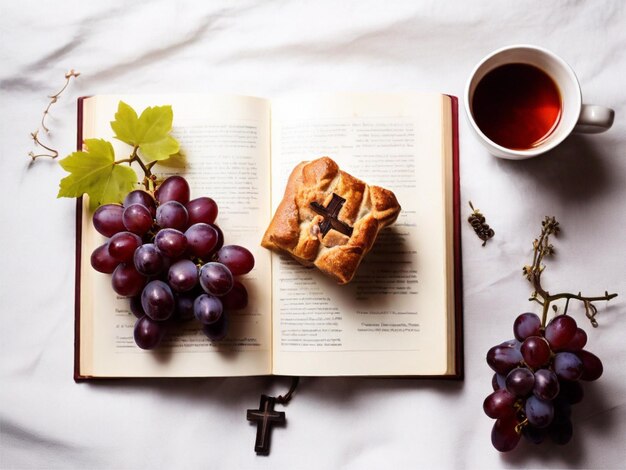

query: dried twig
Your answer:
[29,69,80,161]
[29,130,59,159]
[523,216,617,327]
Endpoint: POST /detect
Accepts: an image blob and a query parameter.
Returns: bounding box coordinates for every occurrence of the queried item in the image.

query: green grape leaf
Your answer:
[157,151,187,168]
[110,101,180,162]
[57,138,138,210]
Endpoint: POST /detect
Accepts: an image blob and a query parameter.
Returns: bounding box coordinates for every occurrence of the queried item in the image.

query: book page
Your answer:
[270,93,454,376]
[79,94,272,377]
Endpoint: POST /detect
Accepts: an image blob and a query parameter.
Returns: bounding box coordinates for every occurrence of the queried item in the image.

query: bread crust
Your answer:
[262,157,401,284]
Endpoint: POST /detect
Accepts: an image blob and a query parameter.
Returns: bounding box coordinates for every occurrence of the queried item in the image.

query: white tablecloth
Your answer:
[1,1,625,468]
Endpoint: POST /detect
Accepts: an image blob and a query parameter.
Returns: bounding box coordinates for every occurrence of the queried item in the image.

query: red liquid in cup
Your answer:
[472,63,562,150]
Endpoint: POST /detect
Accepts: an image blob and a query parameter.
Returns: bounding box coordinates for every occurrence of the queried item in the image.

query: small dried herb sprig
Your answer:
[29,69,80,161]
[523,216,618,328]
[468,201,495,246]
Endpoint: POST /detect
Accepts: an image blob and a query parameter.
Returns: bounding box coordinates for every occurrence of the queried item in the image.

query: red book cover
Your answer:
[449,95,464,380]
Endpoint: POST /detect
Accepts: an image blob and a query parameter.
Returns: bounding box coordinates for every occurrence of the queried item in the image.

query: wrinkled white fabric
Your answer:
[1,1,625,468]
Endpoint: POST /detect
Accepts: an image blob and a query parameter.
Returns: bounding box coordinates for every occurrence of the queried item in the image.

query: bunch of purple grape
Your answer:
[484,312,603,452]
[89,175,255,349]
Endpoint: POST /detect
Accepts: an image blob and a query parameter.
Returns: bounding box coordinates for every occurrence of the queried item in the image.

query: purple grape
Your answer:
[141,280,175,321]
[492,374,500,391]
[513,312,541,341]
[111,263,146,297]
[487,345,523,375]
[545,315,577,350]
[168,259,198,293]
[533,369,560,401]
[108,231,142,263]
[185,223,219,258]
[522,424,547,445]
[186,197,218,225]
[491,415,521,452]
[210,223,224,253]
[559,380,584,404]
[130,296,144,318]
[521,336,551,369]
[154,228,188,258]
[483,389,516,419]
[159,256,172,280]
[499,339,521,349]
[553,352,583,381]
[156,201,188,231]
[221,281,248,310]
[155,175,190,204]
[133,243,164,276]
[577,350,603,381]
[216,245,255,275]
[90,243,119,273]
[194,294,223,325]
[134,315,167,350]
[202,312,229,341]
[505,367,535,397]
[548,416,573,445]
[124,190,156,217]
[122,204,153,236]
[174,293,196,321]
[495,373,507,390]
[93,204,125,237]
[564,328,587,352]
[525,396,554,428]
[199,262,234,296]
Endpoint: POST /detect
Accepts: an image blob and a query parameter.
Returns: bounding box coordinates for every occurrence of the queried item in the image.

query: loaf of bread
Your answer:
[261,157,401,284]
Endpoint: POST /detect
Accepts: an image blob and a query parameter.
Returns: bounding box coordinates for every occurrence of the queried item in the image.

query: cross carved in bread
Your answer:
[309,193,354,237]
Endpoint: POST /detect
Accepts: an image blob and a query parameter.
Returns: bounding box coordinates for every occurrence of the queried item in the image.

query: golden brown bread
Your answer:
[261,157,401,284]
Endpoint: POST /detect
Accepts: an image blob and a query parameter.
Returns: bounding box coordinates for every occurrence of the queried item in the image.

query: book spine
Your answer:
[74,97,85,382]
[449,95,464,380]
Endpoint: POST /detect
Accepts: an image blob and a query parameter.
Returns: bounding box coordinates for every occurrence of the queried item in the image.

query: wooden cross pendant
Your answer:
[310,193,354,237]
[247,395,286,455]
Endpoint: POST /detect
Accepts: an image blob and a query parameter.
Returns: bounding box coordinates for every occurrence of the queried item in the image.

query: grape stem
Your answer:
[523,217,618,328]
[115,146,155,192]
[514,418,528,435]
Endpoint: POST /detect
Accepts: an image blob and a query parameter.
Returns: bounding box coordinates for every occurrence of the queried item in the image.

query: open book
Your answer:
[75,93,462,379]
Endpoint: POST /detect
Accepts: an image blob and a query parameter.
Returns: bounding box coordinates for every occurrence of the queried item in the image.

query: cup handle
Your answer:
[574,104,615,134]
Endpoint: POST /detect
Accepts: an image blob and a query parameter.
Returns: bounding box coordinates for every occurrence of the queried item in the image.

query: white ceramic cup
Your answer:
[465,45,615,159]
